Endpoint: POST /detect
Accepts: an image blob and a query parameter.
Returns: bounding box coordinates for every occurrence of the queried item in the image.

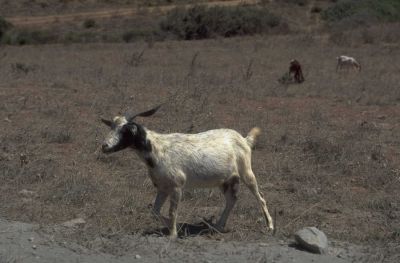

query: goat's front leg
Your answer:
[152,191,169,227]
[168,188,182,239]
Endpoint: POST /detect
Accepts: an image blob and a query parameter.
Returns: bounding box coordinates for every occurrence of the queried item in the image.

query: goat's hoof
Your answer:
[217,228,229,233]
[213,224,229,233]
[169,233,178,240]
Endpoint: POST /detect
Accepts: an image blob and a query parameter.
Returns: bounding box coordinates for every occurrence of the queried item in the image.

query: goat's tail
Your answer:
[246,127,261,149]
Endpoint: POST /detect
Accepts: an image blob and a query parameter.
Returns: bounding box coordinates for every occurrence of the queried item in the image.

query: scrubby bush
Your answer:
[322,0,400,25]
[283,0,308,6]
[0,16,12,41]
[2,29,57,45]
[83,19,96,28]
[311,6,322,13]
[160,5,281,40]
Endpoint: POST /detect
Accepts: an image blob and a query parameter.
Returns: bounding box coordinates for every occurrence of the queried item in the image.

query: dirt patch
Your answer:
[0,218,369,263]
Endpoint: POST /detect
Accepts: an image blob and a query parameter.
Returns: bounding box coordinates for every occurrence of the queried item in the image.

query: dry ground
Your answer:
[0,32,400,260]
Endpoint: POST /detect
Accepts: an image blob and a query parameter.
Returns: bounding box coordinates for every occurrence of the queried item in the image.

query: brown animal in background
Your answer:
[289,59,305,83]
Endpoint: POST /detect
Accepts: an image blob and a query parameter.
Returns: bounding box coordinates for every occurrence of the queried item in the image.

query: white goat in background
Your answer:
[336,55,361,72]
[101,105,274,238]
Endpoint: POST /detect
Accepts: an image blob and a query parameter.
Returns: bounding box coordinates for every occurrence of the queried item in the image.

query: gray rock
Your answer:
[294,227,328,254]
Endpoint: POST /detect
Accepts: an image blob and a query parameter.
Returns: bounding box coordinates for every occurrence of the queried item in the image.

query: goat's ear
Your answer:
[101,118,113,127]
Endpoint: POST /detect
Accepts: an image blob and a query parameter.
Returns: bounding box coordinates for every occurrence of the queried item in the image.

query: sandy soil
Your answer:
[0,218,367,263]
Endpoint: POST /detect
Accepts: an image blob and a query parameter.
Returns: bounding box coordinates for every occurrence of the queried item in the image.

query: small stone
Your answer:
[294,227,328,254]
[62,218,86,228]
[28,237,34,242]
[135,254,141,259]
[32,245,37,249]
[19,189,36,197]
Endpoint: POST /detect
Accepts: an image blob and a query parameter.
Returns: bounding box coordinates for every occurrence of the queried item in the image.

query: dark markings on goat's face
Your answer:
[101,116,152,154]
[101,116,134,153]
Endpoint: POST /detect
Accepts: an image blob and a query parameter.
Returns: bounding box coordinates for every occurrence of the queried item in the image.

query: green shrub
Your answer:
[322,0,400,25]
[160,5,281,40]
[283,0,308,6]
[2,29,57,45]
[0,16,12,41]
[311,6,322,13]
[122,30,147,42]
[62,31,98,43]
[83,19,96,28]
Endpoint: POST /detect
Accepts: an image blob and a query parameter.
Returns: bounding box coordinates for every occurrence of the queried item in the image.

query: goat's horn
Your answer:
[126,104,162,122]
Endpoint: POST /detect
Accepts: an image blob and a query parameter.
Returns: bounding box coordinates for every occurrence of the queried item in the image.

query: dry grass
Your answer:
[0,30,399,258]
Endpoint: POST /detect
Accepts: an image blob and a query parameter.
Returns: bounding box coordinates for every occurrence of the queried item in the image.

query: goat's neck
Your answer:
[142,129,165,155]
[133,128,163,168]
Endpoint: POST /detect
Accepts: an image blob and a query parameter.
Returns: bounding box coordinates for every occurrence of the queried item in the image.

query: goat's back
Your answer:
[146,129,253,188]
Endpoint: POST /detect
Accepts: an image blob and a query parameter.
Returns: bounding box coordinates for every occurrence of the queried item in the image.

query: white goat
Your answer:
[101,106,274,238]
[336,55,361,72]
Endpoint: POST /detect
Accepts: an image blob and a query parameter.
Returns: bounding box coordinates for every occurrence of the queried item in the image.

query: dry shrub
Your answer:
[160,5,281,40]
[45,173,99,207]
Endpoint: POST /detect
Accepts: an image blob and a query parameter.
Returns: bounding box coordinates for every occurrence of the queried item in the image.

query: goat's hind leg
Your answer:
[242,170,274,231]
[215,176,240,232]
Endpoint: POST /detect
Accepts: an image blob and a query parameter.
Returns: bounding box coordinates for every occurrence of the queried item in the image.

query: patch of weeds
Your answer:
[11,63,37,74]
[83,19,96,28]
[361,29,375,44]
[0,16,12,41]
[322,0,400,26]
[63,31,99,43]
[48,174,98,206]
[328,30,351,46]
[366,196,394,211]
[126,49,145,67]
[283,0,308,6]
[4,158,59,184]
[391,229,400,241]
[242,59,254,81]
[370,145,385,163]
[3,29,56,45]
[41,127,72,144]
[302,138,343,164]
[278,72,293,85]
[160,5,281,40]
[311,6,322,13]
[122,30,152,43]
[96,154,126,168]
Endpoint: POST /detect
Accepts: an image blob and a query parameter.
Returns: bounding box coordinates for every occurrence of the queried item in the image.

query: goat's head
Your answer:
[100,105,161,154]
